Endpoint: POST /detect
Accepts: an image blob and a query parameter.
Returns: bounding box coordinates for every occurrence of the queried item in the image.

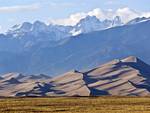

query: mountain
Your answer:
[1,56,150,97]
[0,19,150,75]
[0,16,123,53]
[111,16,123,26]
[71,16,123,36]
[126,17,150,25]
[7,20,73,42]
[5,16,123,40]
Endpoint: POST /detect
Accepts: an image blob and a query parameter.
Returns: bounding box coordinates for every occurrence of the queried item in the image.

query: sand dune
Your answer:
[0,56,150,96]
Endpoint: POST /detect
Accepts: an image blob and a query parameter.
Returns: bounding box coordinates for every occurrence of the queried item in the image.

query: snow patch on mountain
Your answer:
[72,15,123,34]
[4,16,124,39]
[2,15,149,41]
[127,17,150,25]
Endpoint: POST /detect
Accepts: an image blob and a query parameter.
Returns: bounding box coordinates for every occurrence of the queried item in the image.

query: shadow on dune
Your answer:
[82,73,109,96]
[16,83,65,96]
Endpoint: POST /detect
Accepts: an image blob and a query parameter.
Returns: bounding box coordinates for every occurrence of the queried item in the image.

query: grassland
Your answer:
[0,97,150,113]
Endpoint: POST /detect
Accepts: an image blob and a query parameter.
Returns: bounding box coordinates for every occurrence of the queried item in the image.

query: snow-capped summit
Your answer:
[74,16,102,33]
[8,22,32,33]
[10,24,21,31]
[32,21,47,32]
[5,15,124,39]
[71,15,123,36]
[6,20,72,40]
[78,15,100,25]
[20,22,32,31]
[127,17,150,25]
[112,16,123,26]
[3,15,134,40]
[7,22,33,38]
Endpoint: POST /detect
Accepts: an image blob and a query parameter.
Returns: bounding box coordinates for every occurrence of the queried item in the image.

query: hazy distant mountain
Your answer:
[5,16,123,40]
[1,56,150,97]
[7,21,73,41]
[0,16,123,53]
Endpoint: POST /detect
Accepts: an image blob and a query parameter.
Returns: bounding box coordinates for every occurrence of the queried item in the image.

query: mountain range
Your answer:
[1,56,150,97]
[0,16,150,76]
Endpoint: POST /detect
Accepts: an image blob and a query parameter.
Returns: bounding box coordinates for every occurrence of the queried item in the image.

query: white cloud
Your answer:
[0,26,2,33]
[141,12,150,18]
[116,7,140,23]
[51,12,87,26]
[0,26,5,33]
[0,4,40,13]
[50,7,150,26]
[88,8,106,19]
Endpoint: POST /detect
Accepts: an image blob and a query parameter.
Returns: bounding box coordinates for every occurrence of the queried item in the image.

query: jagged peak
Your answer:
[112,16,123,26]
[85,15,99,20]
[11,24,21,30]
[77,15,100,25]
[127,17,150,25]
[21,22,32,28]
[113,16,121,21]
[33,20,46,26]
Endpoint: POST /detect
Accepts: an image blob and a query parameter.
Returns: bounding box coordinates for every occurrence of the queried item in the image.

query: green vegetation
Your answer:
[0,97,150,113]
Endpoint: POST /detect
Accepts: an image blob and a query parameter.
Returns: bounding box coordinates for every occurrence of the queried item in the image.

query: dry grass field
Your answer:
[0,97,150,113]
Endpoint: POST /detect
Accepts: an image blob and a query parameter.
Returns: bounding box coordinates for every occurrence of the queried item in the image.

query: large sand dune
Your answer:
[0,56,150,97]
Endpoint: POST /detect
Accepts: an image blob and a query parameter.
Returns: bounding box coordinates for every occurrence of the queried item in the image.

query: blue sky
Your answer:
[0,0,149,32]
